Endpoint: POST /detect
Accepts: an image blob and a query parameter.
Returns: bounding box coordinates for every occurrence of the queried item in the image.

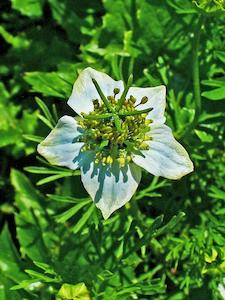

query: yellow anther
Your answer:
[117,157,126,167]
[116,136,124,144]
[145,119,153,125]
[139,143,150,150]
[102,157,107,164]
[103,126,112,133]
[106,155,113,164]
[127,155,132,162]
[102,133,110,139]
[144,135,153,141]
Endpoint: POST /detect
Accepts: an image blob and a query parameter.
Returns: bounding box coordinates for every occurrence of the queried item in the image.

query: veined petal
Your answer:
[37,116,84,170]
[79,153,141,219]
[133,124,193,180]
[127,86,166,124]
[68,67,124,115]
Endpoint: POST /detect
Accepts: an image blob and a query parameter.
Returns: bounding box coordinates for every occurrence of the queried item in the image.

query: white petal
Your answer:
[37,116,84,170]
[127,86,166,124]
[218,283,225,300]
[133,124,193,180]
[68,67,124,115]
[80,153,141,219]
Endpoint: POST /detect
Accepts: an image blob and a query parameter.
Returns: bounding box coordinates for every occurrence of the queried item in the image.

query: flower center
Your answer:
[78,85,153,167]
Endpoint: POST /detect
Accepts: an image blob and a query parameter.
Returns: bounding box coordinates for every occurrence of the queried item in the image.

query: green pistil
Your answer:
[79,100,153,167]
[79,78,153,167]
[119,107,153,117]
[83,112,112,120]
[92,78,114,113]
[116,74,133,111]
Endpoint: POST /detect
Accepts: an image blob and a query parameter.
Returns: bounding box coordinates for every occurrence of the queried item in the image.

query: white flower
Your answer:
[219,279,225,300]
[38,67,193,219]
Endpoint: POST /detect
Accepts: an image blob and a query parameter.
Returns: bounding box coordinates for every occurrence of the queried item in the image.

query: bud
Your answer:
[129,95,136,103]
[92,99,99,108]
[113,88,120,95]
[140,96,148,104]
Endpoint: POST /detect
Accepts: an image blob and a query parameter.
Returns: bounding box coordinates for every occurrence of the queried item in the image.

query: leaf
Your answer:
[10,169,50,262]
[11,0,44,17]
[24,166,73,175]
[0,226,27,283]
[22,134,43,143]
[35,97,56,127]
[155,212,185,237]
[36,172,80,186]
[215,51,225,64]
[0,26,30,48]
[209,186,225,200]
[56,199,91,223]
[47,194,90,204]
[72,204,95,233]
[24,270,58,283]
[24,71,73,98]
[202,85,225,100]
[10,169,43,211]
[56,283,91,300]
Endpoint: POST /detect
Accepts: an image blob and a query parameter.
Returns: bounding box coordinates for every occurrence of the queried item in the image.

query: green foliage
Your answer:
[0,0,225,299]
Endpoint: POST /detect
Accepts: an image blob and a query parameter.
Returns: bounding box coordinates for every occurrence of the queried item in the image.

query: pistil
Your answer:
[78,79,153,167]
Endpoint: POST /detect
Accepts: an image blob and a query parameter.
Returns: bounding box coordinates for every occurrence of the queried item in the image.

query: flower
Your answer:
[37,67,193,219]
[218,278,225,299]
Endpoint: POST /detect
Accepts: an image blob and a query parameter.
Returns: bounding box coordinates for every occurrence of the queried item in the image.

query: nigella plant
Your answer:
[38,68,193,219]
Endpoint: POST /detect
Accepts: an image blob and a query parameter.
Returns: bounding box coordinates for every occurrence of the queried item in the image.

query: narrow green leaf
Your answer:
[36,173,75,185]
[56,200,91,223]
[38,114,54,129]
[47,194,90,204]
[72,204,95,233]
[23,134,43,143]
[35,97,56,126]
[202,86,225,100]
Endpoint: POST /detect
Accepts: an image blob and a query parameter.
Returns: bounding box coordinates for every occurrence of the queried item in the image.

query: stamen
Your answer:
[81,82,153,167]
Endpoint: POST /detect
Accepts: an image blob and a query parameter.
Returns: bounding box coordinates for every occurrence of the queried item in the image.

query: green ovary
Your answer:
[78,94,153,167]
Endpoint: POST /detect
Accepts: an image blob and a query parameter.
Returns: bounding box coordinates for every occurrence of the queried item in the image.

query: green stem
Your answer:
[180,15,204,139]
[192,16,203,126]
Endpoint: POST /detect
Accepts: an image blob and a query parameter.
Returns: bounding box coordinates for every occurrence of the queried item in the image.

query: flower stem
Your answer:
[192,16,203,126]
[181,15,204,138]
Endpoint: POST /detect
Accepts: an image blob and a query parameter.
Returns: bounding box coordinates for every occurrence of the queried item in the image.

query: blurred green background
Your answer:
[0,0,225,299]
